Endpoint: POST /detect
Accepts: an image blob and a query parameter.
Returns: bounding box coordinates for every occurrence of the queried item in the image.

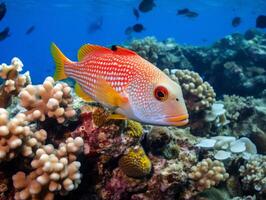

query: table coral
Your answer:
[0,57,30,108]
[0,108,47,162]
[239,155,266,194]
[188,158,229,192]
[19,77,76,123]
[12,137,84,200]
[118,146,151,178]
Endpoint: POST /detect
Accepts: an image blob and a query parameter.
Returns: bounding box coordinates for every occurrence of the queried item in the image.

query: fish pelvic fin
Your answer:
[74,82,94,102]
[51,43,72,81]
[107,113,127,120]
[95,78,128,107]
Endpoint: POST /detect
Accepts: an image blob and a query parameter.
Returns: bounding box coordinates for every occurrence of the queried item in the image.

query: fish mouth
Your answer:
[164,114,189,126]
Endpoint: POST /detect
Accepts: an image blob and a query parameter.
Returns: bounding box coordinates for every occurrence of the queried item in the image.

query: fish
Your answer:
[232,17,241,27]
[0,2,6,21]
[132,23,144,33]
[256,15,266,28]
[50,43,189,126]
[25,25,35,35]
[138,0,155,13]
[0,27,10,41]
[133,8,139,20]
[88,17,103,33]
[177,8,199,18]
[124,26,133,35]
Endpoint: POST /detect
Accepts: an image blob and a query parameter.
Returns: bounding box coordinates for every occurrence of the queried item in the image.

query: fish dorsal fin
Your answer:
[78,44,111,61]
[94,77,128,107]
[111,45,137,56]
[74,82,94,102]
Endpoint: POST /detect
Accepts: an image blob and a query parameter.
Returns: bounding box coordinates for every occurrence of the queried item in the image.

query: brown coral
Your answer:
[188,158,229,192]
[12,137,84,200]
[0,108,47,162]
[19,77,76,123]
[171,69,216,113]
[0,58,30,108]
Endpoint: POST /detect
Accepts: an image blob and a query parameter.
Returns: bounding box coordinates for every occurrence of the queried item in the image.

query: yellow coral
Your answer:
[119,146,151,178]
[92,107,109,127]
[125,120,143,138]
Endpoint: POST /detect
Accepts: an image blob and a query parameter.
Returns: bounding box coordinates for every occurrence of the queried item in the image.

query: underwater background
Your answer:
[0,0,266,200]
[0,0,266,83]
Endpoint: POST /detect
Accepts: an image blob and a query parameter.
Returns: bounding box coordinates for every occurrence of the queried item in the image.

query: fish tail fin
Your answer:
[50,43,72,81]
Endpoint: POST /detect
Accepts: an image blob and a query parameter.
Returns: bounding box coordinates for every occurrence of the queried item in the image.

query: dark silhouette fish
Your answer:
[88,17,103,33]
[177,8,199,18]
[256,15,266,28]
[133,8,139,20]
[177,8,190,15]
[132,23,144,32]
[124,26,133,35]
[232,17,241,27]
[25,25,35,35]
[0,27,10,41]
[138,0,155,13]
[0,2,6,21]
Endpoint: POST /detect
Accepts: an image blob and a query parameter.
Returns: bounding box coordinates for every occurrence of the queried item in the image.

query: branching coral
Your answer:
[19,77,76,123]
[118,146,151,178]
[0,57,30,108]
[12,137,84,200]
[188,158,229,192]
[173,69,216,113]
[239,155,266,193]
[0,108,47,162]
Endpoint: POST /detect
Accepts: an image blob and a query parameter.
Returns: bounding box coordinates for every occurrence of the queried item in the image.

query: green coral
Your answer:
[118,146,151,178]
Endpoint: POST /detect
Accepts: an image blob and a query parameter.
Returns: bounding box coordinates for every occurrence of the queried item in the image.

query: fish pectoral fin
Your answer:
[74,82,94,102]
[78,44,111,61]
[95,78,128,107]
[107,113,128,120]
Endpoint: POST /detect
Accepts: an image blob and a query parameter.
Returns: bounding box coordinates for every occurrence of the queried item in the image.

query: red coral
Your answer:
[72,111,127,157]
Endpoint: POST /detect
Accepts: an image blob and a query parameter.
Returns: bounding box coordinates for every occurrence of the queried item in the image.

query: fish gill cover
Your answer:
[0,0,266,200]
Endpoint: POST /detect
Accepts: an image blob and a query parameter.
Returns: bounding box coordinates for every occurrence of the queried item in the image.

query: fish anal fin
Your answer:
[107,113,127,120]
[95,78,128,107]
[74,82,94,102]
[111,45,137,56]
[78,44,111,61]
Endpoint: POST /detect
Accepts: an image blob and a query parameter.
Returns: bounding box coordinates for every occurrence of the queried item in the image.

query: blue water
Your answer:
[0,0,266,83]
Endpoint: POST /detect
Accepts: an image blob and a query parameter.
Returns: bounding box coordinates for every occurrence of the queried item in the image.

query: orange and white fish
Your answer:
[51,43,189,126]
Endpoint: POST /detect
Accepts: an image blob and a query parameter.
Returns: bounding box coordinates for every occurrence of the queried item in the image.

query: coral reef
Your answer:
[171,69,216,113]
[0,58,30,108]
[12,137,84,200]
[1,30,266,200]
[129,29,266,97]
[0,108,47,162]
[239,155,266,194]
[118,146,151,178]
[19,77,76,123]
[188,158,229,192]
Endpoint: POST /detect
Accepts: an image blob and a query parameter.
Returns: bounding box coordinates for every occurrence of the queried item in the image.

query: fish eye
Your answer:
[154,86,168,102]
[176,98,179,102]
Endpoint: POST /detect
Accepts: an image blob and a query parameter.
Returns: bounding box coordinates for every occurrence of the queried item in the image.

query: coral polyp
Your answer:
[119,146,151,178]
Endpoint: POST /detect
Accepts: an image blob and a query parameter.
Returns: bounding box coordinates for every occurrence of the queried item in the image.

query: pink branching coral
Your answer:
[19,77,76,124]
[0,57,30,108]
[12,137,84,200]
[0,108,47,162]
